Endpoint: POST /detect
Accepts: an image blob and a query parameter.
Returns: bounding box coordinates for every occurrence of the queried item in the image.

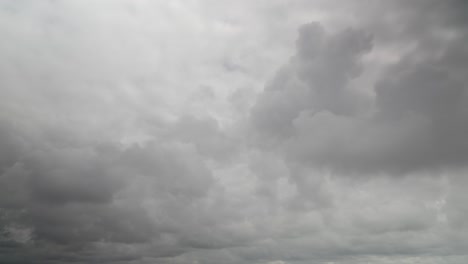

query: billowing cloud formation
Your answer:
[251,14,468,174]
[252,22,372,136]
[1,0,468,264]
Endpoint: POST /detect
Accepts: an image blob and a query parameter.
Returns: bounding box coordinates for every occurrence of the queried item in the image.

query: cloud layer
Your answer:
[1,0,468,263]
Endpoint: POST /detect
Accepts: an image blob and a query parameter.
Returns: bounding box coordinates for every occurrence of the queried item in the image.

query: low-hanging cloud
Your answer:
[1,0,468,264]
[250,17,468,175]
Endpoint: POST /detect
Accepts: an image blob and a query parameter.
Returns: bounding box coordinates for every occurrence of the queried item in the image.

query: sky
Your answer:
[0,0,468,263]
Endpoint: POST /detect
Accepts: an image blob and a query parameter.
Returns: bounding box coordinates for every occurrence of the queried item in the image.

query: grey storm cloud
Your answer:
[251,22,372,137]
[250,7,468,174]
[1,0,468,264]
[0,123,210,259]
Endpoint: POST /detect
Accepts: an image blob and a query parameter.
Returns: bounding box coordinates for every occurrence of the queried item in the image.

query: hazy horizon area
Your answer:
[1,1,468,263]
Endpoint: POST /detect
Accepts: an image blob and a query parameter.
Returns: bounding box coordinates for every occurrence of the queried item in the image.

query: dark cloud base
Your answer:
[1,0,468,263]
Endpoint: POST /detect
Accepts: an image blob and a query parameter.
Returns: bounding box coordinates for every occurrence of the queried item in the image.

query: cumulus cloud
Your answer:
[1,0,468,264]
[251,22,372,138]
[250,6,468,174]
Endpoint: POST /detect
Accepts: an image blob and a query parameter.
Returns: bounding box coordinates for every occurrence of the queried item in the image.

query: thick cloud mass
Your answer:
[1,0,468,263]
[251,17,468,174]
[251,22,372,138]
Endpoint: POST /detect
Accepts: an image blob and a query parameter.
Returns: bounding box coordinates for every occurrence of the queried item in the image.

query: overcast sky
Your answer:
[1,0,468,263]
